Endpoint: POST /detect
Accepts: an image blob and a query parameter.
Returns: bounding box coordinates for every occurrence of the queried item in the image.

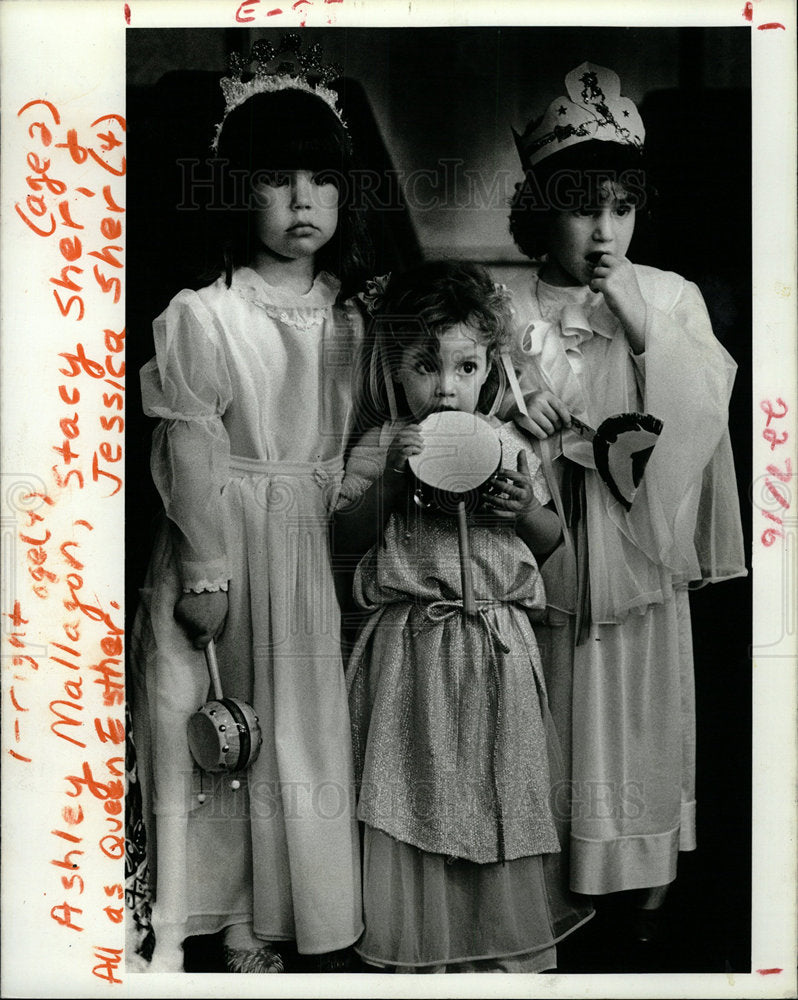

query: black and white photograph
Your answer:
[124,22,754,977]
[0,2,795,997]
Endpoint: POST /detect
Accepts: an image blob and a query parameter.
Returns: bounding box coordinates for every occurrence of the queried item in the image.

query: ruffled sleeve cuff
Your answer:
[180,557,231,594]
[182,579,230,594]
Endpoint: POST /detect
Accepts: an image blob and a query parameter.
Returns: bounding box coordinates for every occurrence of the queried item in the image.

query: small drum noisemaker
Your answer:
[409,410,502,617]
[187,639,263,774]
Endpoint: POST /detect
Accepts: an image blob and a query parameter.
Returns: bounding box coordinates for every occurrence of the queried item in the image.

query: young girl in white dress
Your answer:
[506,62,746,937]
[335,261,593,972]
[130,46,370,973]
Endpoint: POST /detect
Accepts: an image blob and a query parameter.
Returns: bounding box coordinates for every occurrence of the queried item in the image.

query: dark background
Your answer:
[126,25,752,974]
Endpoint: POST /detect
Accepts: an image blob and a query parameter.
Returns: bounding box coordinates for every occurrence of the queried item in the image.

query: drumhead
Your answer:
[187,698,262,774]
[409,411,501,494]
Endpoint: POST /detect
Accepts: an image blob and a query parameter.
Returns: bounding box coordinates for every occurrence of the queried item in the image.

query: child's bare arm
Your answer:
[514,504,562,559]
[480,449,562,557]
[589,252,647,353]
[518,389,572,439]
[332,424,422,558]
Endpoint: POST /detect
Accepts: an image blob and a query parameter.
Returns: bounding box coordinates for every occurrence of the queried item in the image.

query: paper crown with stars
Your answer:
[513,62,645,171]
[211,34,346,152]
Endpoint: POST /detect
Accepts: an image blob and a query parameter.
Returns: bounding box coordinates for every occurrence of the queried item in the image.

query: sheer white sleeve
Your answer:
[628,278,746,583]
[140,290,234,592]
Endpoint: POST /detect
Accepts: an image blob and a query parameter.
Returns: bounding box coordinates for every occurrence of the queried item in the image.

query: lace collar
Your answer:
[230,267,341,312]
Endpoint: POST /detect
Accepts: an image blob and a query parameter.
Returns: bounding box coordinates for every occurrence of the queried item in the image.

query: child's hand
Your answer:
[174,590,229,649]
[386,423,423,473]
[480,449,542,521]
[589,252,647,351]
[520,390,571,439]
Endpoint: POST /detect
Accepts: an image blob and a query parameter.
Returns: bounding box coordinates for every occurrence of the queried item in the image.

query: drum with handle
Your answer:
[408,410,502,615]
[187,639,263,774]
[409,410,503,514]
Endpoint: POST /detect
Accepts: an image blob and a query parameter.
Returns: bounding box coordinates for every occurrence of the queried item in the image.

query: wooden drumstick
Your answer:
[456,500,476,617]
[204,638,224,701]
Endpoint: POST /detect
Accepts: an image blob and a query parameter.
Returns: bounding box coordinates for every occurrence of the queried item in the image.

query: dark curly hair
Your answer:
[213,88,372,299]
[357,260,513,426]
[509,140,655,261]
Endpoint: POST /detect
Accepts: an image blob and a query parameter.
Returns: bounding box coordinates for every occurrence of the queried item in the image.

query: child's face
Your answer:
[395,324,490,420]
[544,182,636,287]
[251,170,339,261]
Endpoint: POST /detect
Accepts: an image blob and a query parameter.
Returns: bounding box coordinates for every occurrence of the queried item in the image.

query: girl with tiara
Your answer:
[130,39,370,973]
[334,261,593,972]
[506,63,746,937]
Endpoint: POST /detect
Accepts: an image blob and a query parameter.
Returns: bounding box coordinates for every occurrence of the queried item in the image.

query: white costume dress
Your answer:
[509,264,746,894]
[130,266,363,966]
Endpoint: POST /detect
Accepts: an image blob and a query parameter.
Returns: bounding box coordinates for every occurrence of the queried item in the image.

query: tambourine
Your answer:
[409,411,502,616]
[187,640,263,774]
[409,410,503,515]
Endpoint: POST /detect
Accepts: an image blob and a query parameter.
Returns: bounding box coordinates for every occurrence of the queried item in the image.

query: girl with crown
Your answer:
[129,39,371,973]
[505,62,746,939]
[334,261,593,972]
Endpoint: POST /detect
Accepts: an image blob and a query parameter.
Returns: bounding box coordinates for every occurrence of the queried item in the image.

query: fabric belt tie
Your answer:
[411,598,512,863]
[228,453,343,478]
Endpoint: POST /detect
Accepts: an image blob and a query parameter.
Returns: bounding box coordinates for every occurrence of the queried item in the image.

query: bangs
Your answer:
[510,139,655,259]
[209,86,372,299]
[253,126,348,177]
[530,140,648,212]
[216,88,351,177]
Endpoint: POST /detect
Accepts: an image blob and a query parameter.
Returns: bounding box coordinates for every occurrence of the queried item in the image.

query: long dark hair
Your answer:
[509,139,655,261]
[213,88,372,299]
